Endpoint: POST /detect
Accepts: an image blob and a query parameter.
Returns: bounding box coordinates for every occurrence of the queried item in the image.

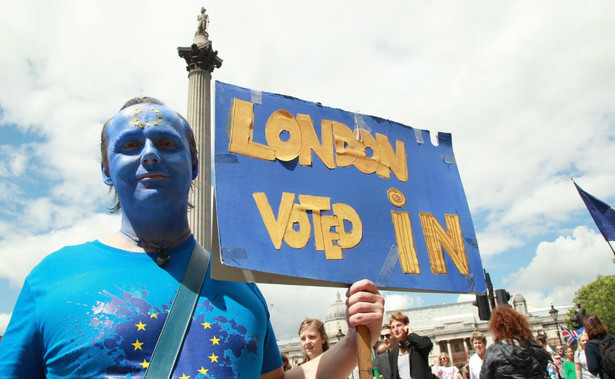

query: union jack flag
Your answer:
[560,325,584,346]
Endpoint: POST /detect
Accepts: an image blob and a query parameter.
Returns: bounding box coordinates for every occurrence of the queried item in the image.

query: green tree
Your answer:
[567,275,615,332]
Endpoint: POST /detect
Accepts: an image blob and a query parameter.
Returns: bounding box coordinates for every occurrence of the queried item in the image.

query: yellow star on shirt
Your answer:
[179,374,190,379]
[139,359,149,369]
[201,322,211,329]
[198,367,209,375]
[135,321,147,331]
[210,336,220,345]
[209,353,219,363]
[149,312,158,319]
[132,339,144,351]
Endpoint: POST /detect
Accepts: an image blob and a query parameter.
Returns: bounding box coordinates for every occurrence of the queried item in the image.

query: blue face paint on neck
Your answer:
[102,104,198,244]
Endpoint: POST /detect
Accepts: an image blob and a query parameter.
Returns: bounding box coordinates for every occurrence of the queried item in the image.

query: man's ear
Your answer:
[101,163,113,186]
[192,157,199,180]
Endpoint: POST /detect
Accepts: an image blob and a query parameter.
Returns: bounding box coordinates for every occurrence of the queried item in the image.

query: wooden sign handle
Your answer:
[357,325,373,378]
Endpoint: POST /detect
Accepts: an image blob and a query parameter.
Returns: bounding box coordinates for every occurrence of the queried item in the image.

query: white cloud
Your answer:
[505,226,615,307]
[0,313,10,335]
[0,213,120,288]
[476,229,525,259]
[260,284,348,341]
[383,292,425,313]
[0,144,33,178]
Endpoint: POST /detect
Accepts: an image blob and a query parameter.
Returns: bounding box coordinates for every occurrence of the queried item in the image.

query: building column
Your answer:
[464,337,473,362]
[186,68,211,249]
[178,10,222,250]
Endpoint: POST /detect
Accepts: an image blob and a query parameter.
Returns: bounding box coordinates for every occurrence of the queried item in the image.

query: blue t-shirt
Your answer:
[0,237,282,378]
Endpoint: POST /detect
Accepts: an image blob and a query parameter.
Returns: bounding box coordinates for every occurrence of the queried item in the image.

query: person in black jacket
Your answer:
[480,305,551,378]
[374,325,396,379]
[387,311,434,379]
[584,314,613,379]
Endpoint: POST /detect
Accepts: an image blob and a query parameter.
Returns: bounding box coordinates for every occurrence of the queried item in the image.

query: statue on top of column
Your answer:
[197,7,209,35]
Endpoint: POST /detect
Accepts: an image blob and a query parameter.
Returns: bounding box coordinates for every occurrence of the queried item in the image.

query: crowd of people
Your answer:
[294,307,613,379]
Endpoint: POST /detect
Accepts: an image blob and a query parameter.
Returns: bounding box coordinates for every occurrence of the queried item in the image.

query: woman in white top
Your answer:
[575,332,599,379]
[435,352,463,379]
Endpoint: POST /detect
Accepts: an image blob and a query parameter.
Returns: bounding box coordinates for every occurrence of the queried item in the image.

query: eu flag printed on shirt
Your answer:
[574,181,615,241]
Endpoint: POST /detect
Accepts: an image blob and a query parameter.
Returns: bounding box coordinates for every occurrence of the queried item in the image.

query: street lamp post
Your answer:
[549,304,563,345]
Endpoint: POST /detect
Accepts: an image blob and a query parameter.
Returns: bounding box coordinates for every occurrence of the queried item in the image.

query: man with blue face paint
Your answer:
[0,97,385,378]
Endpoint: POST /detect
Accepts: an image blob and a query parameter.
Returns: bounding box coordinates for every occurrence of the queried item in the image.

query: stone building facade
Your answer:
[278,292,572,369]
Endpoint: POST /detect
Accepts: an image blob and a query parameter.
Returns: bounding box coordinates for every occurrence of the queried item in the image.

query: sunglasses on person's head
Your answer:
[380,333,391,340]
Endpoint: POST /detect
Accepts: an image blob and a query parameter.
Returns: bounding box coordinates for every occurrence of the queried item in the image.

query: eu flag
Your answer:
[574,181,615,242]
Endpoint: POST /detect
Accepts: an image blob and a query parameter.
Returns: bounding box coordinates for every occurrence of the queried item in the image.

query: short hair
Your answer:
[470,331,486,345]
[298,318,329,364]
[381,324,391,332]
[583,314,608,338]
[389,311,409,325]
[100,97,198,213]
[488,305,533,344]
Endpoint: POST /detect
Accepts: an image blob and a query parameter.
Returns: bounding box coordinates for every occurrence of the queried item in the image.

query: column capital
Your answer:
[178,43,223,73]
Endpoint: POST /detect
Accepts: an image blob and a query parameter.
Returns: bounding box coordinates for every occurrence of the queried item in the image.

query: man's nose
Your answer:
[141,140,161,164]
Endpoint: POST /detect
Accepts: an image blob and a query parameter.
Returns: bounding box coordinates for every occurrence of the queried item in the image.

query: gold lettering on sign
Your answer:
[253,192,363,259]
[419,212,469,275]
[252,192,295,249]
[297,115,335,169]
[265,109,302,162]
[228,99,408,182]
[229,99,275,161]
[298,195,331,251]
[391,211,420,274]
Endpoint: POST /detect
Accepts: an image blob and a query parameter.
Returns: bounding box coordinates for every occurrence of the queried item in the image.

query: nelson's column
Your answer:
[178,7,222,250]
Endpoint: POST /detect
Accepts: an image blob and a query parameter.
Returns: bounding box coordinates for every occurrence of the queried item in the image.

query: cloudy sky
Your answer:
[1,1,615,341]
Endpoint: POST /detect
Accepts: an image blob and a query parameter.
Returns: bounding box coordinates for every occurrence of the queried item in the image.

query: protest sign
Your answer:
[213,81,485,293]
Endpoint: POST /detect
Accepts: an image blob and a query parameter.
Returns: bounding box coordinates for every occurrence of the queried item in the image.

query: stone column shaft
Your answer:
[178,27,222,249]
[187,69,212,250]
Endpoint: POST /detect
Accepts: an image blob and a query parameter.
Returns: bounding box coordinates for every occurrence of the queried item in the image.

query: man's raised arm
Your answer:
[262,279,384,379]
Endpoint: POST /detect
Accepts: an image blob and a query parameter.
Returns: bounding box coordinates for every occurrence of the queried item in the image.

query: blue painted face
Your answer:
[102,104,198,228]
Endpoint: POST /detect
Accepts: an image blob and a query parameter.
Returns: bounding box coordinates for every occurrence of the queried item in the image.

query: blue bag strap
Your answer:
[144,242,210,379]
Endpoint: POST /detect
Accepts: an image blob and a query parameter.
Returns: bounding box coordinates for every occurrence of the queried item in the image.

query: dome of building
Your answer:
[512,292,528,316]
[512,292,525,303]
[326,292,346,321]
[324,292,348,337]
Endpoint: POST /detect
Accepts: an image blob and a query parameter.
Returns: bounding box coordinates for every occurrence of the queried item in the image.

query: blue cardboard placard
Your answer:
[214,81,485,293]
